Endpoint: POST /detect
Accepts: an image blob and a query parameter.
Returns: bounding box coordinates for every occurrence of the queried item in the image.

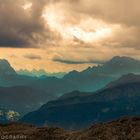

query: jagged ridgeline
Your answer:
[0,56,140,125]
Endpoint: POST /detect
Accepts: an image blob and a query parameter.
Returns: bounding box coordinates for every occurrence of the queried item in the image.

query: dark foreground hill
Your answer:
[1,117,140,140]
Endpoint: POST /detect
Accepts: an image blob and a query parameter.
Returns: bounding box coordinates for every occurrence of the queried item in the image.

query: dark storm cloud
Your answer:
[0,37,28,47]
[24,54,42,60]
[0,0,49,48]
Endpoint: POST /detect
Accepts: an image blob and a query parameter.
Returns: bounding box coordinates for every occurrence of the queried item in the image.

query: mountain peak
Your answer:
[0,59,10,65]
[109,56,137,63]
[103,56,140,74]
[0,59,16,75]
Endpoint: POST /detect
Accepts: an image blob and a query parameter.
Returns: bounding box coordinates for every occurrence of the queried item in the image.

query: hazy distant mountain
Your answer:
[1,56,140,116]
[0,59,35,86]
[28,76,77,95]
[1,56,140,90]
[17,69,66,78]
[0,60,77,115]
[0,60,74,93]
[0,59,16,76]
[63,56,140,91]
[98,56,140,75]
[21,74,140,129]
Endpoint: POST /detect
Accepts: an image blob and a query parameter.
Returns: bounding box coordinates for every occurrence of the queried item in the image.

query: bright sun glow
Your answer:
[23,2,32,10]
[67,27,112,42]
[42,5,119,43]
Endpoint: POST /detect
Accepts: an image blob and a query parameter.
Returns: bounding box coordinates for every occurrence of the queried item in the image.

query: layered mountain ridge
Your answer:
[21,73,140,129]
[0,56,140,118]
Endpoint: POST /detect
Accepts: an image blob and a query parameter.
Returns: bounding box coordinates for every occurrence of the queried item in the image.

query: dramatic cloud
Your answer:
[49,0,140,49]
[58,0,140,26]
[0,0,50,48]
[0,0,140,72]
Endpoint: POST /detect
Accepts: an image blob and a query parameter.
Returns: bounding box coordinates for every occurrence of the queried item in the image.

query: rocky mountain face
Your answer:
[1,117,140,140]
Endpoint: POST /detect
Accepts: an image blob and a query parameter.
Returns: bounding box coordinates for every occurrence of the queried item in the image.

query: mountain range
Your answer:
[0,56,140,117]
[17,69,66,78]
[21,73,140,129]
[63,56,140,91]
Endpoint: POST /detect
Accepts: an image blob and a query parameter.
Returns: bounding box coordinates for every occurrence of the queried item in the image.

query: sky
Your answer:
[0,0,140,72]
